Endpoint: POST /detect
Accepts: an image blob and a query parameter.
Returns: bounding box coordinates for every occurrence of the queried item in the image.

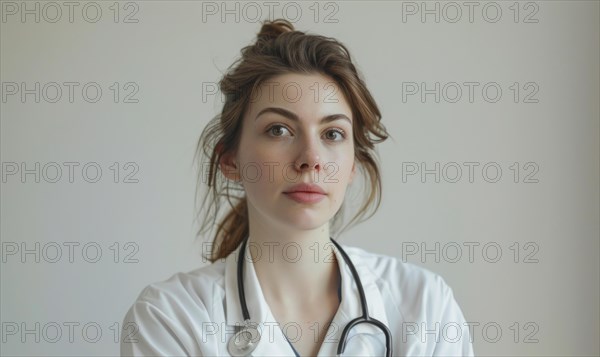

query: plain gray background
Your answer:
[1,1,598,356]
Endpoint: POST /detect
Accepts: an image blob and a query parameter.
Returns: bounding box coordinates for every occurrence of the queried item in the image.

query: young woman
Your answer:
[121,19,474,357]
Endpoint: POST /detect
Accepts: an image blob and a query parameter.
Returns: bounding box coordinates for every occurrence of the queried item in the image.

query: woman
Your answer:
[121,19,474,356]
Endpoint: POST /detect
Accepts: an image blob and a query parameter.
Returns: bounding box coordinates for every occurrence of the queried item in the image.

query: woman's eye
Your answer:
[325,129,346,141]
[267,124,290,137]
[266,125,346,141]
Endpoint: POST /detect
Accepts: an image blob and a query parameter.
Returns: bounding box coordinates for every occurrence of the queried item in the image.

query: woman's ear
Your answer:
[218,145,241,182]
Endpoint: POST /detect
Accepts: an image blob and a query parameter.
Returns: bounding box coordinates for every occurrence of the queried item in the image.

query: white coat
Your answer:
[120,240,474,356]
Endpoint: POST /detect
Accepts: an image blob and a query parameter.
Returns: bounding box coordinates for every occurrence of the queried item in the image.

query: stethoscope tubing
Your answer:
[234,236,393,356]
[329,238,393,357]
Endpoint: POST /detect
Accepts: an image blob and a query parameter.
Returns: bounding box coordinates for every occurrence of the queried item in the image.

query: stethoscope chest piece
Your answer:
[227,321,261,356]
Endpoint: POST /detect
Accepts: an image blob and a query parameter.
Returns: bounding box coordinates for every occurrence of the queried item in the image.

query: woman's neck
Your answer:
[247,226,340,305]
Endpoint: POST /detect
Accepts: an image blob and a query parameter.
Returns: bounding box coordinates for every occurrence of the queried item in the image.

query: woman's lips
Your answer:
[284,191,326,204]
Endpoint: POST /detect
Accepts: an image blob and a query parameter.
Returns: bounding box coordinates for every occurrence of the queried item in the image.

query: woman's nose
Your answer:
[293,138,322,172]
[294,152,321,172]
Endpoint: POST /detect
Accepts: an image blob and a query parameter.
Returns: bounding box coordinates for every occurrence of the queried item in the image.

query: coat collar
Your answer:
[224,238,390,356]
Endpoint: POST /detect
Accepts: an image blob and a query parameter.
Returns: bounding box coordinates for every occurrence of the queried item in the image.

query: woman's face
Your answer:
[222,72,356,231]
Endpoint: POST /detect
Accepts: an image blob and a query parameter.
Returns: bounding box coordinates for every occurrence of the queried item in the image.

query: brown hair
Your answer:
[194,19,391,263]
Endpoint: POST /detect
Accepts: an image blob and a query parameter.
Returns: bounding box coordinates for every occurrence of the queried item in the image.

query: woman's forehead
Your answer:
[248,73,352,118]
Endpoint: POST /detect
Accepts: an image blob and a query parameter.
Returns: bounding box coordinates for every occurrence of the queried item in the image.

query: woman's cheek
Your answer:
[327,156,350,179]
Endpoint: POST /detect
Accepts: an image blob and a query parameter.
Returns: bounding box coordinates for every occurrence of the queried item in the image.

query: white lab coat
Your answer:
[120,241,474,356]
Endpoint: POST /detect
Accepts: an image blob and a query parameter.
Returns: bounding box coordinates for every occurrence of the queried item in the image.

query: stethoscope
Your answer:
[227,236,393,356]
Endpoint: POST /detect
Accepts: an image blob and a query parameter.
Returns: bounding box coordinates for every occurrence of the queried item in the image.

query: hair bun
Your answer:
[256,18,295,42]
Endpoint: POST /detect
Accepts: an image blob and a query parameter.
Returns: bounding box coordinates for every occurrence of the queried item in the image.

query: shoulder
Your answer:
[121,259,228,332]
[341,243,450,290]
[120,261,228,355]
[340,243,474,356]
[129,260,226,310]
[340,243,458,318]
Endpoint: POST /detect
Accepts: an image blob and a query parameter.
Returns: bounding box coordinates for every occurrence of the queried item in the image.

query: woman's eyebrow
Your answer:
[255,107,352,124]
